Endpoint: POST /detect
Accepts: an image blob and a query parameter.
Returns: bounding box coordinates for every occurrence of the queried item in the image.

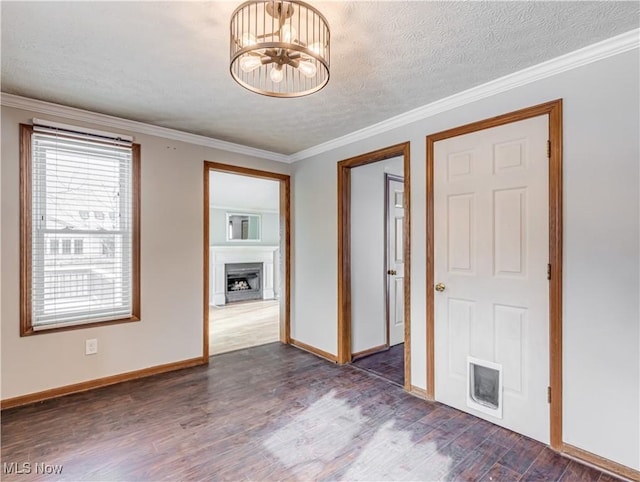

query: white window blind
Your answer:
[31,130,134,330]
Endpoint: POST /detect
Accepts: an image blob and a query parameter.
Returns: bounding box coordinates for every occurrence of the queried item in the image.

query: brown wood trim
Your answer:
[410,385,428,400]
[352,344,388,361]
[337,142,412,392]
[131,143,142,322]
[22,317,142,337]
[337,165,351,364]
[290,338,338,363]
[203,161,291,354]
[20,124,33,337]
[280,176,292,344]
[1,357,205,410]
[425,132,435,401]
[19,125,142,336]
[203,163,211,359]
[427,99,564,143]
[425,99,564,445]
[204,161,289,181]
[548,100,564,450]
[562,443,640,482]
[338,144,410,169]
[402,143,412,392]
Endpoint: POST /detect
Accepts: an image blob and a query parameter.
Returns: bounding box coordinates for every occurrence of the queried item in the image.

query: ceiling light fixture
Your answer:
[230,0,330,98]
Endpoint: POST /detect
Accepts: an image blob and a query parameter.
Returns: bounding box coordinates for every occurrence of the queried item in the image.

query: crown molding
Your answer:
[3,29,638,165]
[0,93,289,163]
[288,28,640,162]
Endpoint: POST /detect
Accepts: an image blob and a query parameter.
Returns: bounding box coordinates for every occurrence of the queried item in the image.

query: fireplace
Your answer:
[210,246,278,306]
[225,262,263,303]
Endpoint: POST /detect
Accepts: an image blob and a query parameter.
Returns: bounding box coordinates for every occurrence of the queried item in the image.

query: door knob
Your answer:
[387,269,397,275]
[435,282,446,292]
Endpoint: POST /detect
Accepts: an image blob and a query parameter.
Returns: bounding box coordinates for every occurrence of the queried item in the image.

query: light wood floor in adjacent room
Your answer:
[209,299,279,355]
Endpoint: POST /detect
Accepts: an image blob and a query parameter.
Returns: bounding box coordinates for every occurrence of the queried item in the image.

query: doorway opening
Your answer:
[337,142,411,392]
[203,162,290,358]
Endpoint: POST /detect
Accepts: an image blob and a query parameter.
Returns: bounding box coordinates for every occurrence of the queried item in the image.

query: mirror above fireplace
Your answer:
[227,213,261,241]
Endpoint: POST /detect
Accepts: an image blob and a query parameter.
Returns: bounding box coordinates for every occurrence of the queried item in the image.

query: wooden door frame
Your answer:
[425,99,563,449]
[337,142,412,392]
[203,161,291,359]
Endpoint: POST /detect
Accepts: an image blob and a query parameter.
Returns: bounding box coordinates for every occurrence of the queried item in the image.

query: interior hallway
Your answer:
[352,344,404,387]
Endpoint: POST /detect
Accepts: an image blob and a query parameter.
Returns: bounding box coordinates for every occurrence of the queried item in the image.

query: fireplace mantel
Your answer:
[210,246,279,305]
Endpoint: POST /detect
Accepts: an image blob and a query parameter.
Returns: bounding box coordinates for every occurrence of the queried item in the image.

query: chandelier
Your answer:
[230,1,330,97]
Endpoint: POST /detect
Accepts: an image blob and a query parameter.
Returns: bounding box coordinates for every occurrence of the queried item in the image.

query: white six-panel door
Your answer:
[433,115,550,443]
[387,176,405,346]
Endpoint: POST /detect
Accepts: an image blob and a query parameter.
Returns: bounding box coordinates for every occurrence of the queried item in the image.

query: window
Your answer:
[101,237,116,257]
[62,239,72,254]
[20,123,140,335]
[74,239,84,255]
[49,238,59,255]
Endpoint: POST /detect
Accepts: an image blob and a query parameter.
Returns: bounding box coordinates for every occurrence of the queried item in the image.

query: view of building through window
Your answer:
[29,130,135,328]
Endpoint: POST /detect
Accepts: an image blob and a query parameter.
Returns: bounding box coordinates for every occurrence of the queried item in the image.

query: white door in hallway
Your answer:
[433,115,550,443]
[387,175,405,346]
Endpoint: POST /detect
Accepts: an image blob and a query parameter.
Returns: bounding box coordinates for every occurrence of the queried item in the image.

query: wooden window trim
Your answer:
[19,124,141,336]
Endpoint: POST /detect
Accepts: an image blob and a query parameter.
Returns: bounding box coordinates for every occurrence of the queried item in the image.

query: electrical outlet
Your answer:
[85,338,98,355]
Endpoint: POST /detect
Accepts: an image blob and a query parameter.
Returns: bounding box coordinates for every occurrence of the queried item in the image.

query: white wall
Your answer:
[1,105,290,400]
[209,208,279,246]
[351,156,403,354]
[291,50,639,470]
[289,156,336,346]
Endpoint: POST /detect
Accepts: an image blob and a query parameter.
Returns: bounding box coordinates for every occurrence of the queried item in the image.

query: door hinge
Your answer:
[547,386,551,404]
[547,140,551,158]
[547,264,551,280]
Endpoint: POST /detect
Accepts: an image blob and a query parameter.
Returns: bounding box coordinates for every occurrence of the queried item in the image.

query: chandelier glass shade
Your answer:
[230,1,330,97]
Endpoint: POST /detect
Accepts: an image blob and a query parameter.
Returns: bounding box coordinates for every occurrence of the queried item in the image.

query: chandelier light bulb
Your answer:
[280,24,297,43]
[240,32,257,47]
[239,56,262,73]
[270,66,284,83]
[307,42,322,55]
[298,61,317,78]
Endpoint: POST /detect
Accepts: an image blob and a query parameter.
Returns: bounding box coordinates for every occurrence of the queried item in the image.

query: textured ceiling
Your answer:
[2,2,638,155]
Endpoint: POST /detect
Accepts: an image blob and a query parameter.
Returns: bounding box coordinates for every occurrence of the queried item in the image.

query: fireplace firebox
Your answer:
[225,262,263,303]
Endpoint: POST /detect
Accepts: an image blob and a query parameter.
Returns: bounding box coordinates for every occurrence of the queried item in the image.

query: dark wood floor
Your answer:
[352,343,404,386]
[1,343,619,481]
